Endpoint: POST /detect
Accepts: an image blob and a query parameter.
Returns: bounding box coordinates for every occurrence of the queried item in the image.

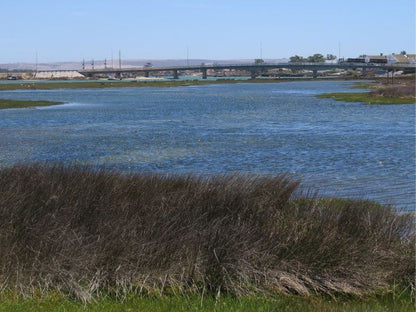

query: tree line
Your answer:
[289,54,337,63]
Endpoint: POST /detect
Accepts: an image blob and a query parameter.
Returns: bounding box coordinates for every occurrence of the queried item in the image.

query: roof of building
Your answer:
[367,55,387,60]
[392,54,410,63]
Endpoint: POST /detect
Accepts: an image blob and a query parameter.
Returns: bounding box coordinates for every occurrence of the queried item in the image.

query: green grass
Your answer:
[350,82,374,89]
[317,92,415,104]
[0,98,63,109]
[1,290,414,312]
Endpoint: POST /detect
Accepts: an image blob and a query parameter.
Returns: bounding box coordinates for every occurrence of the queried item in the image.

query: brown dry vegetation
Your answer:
[0,164,414,302]
[372,82,416,98]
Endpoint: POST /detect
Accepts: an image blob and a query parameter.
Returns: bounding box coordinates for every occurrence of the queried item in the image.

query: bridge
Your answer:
[77,62,415,79]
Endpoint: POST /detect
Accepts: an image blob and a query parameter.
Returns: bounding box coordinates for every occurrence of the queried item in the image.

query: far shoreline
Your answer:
[0,76,376,91]
[1,76,414,107]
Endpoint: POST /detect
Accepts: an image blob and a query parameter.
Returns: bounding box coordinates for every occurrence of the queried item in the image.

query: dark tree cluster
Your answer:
[289,53,329,63]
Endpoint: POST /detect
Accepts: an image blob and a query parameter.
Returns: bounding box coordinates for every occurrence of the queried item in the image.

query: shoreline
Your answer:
[0,98,64,109]
[317,91,416,104]
[317,78,416,104]
[1,77,414,108]
[0,77,375,91]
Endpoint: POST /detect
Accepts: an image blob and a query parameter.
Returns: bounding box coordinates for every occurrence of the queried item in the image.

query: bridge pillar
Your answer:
[201,68,207,79]
[250,70,257,79]
[313,70,318,78]
[144,71,150,78]
[173,69,179,79]
[362,67,367,77]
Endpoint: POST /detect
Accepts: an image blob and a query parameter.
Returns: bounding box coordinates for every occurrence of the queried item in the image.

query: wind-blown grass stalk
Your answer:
[0,164,414,301]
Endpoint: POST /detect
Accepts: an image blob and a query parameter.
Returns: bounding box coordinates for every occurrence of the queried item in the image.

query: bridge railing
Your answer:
[78,62,415,74]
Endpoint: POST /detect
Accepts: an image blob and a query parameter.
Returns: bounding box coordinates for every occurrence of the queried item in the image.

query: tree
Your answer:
[254,58,264,64]
[400,50,407,55]
[326,54,337,60]
[307,54,325,63]
[289,55,306,63]
[144,62,153,68]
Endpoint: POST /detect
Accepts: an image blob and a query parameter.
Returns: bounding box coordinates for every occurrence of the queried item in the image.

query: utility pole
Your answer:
[82,58,85,71]
[119,50,121,70]
[104,58,107,69]
[260,41,263,60]
[111,50,114,69]
[91,59,94,70]
[338,42,341,60]
[35,51,38,74]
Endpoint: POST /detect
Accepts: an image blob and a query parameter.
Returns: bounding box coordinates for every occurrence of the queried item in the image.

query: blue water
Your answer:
[0,81,414,210]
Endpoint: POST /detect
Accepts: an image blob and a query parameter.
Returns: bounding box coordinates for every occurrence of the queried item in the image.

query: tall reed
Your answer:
[0,164,413,301]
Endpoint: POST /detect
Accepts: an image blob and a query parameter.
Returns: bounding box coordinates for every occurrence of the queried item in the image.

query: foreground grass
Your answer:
[0,98,63,109]
[1,290,414,312]
[317,92,415,104]
[0,164,413,303]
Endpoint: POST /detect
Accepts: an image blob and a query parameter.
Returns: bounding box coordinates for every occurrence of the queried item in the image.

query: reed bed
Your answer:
[372,82,416,98]
[0,164,413,301]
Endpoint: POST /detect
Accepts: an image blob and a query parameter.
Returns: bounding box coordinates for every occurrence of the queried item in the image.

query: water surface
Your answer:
[0,81,414,210]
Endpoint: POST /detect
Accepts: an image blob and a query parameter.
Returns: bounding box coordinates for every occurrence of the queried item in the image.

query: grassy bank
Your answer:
[0,77,369,91]
[0,98,63,109]
[0,79,277,91]
[317,92,415,104]
[0,164,414,305]
[1,290,414,312]
[318,79,416,104]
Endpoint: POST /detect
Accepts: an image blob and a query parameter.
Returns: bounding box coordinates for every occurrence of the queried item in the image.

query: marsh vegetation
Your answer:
[0,98,63,109]
[0,164,413,303]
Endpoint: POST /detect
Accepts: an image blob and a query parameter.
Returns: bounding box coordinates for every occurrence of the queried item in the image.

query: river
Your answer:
[0,80,414,210]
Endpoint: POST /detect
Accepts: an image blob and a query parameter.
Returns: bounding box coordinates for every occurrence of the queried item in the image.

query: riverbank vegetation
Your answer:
[317,91,415,104]
[0,79,264,91]
[318,78,416,104]
[0,98,63,109]
[0,77,368,92]
[0,164,414,309]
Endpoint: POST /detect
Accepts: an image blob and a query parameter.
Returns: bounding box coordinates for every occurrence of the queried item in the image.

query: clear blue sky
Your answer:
[2,0,415,63]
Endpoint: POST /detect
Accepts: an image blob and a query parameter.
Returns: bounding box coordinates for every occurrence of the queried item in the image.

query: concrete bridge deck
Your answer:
[74,62,415,79]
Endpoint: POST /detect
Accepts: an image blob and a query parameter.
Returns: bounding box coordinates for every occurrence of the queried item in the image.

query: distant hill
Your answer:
[1,58,288,71]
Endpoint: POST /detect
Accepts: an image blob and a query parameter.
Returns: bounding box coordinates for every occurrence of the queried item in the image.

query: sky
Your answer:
[2,0,415,63]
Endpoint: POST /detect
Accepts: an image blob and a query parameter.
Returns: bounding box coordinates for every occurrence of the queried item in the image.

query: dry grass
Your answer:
[372,82,416,98]
[0,164,414,301]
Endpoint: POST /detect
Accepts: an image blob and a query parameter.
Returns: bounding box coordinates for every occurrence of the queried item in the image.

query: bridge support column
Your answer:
[201,68,207,79]
[173,69,179,79]
[313,70,318,79]
[362,67,367,77]
[144,71,149,78]
[250,70,257,79]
